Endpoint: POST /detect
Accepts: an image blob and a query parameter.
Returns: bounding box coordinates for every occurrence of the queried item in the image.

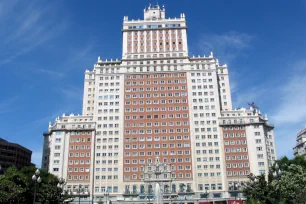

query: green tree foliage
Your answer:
[0,166,28,204]
[243,156,306,204]
[272,164,306,203]
[243,174,275,203]
[0,165,71,204]
[276,156,306,171]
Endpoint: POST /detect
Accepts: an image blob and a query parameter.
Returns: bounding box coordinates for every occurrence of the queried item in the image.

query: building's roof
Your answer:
[297,128,306,137]
[0,137,8,142]
[0,138,32,153]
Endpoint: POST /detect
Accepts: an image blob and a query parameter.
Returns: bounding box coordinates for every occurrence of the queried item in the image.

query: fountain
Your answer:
[154,183,163,204]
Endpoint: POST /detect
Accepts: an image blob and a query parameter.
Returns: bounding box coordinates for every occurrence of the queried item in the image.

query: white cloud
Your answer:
[0,1,20,17]
[34,68,65,78]
[232,85,267,109]
[70,44,94,63]
[271,60,306,124]
[0,1,68,67]
[264,60,306,158]
[274,125,297,158]
[196,31,253,64]
[61,85,84,102]
[0,96,19,114]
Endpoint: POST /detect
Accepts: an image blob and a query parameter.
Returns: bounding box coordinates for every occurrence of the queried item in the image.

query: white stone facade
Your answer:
[293,128,306,158]
[43,4,278,203]
[42,114,95,199]
[219,108,277,184]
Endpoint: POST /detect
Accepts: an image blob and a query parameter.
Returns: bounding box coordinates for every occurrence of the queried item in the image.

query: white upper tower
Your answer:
[122,4,188,59]
[143,4,166,20]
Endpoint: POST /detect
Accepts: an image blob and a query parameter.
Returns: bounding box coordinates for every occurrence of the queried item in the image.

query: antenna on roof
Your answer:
[248,102,259,110]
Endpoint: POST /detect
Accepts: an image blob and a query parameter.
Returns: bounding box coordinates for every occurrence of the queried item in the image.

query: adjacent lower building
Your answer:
[42,114,95,201]
[0,138,32,171]
[219,108,277,185]
[42,4,277,203]
[293,128,306,158]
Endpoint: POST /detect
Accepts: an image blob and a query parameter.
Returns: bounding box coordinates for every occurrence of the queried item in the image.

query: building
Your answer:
[42,4,277,203]
[219,108,277,185]
[42,114,95,201]
[293,128,306,158]
[0,138,32,171]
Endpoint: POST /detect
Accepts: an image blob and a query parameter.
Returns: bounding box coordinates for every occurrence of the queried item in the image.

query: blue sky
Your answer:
[1,0,306,167]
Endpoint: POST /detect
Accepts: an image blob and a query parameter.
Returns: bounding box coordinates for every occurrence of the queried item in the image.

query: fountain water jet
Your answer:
[154,183,163,204]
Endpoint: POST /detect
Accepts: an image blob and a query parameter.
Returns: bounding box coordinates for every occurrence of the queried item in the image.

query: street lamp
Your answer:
[229,182,241,202]
[57,178,65,204]
[104,191,110,204]
[248,176,259,202]
[273,164,283,204]
[68,190,72,201]
[250,177,257,185]
[77,184,85,204]
[239,182,247,201]
[147,184,152,204]
[32,169,42,204]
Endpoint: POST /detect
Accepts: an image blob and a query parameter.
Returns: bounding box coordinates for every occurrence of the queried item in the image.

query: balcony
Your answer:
[153,169,162,175]
[69,191,90,197]
[123,190,139,196]
[178,188,194,195]
[219,121,246,126]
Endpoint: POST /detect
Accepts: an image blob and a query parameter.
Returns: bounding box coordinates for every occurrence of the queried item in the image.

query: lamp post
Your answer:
[229,182,241,202]
[68,190,73,203]
[205,189,209,202]
[249,177,258,202]
[273,164,283,204]
[250,177,257,185]
[104,192,110,204]
[32,169,42,204]
[147,184,152,204]
[57,178,65,204]
[78,184,84,204]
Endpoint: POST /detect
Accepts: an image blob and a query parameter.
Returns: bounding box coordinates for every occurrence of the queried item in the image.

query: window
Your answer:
[258,162,265,166]
[259,170,265,175]
[114,186,118,192]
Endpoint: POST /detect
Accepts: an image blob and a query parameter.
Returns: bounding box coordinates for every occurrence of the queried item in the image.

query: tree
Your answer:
[271,164,306,204]
[276,156,306,171]
[0,165,71,204]
[23,166,71,204]
[0,166,28,204]
[243,156,306,204]
[243,174,275,203]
